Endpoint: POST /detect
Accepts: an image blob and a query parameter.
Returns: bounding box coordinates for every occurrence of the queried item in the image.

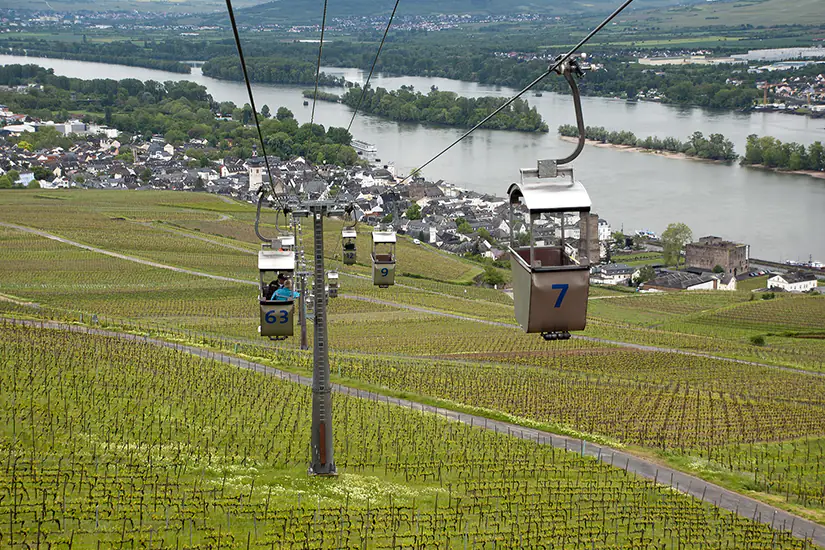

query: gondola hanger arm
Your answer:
[522,56,587,182]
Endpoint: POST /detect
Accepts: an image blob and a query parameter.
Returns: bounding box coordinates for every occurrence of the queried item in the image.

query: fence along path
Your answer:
[3,318,823,548]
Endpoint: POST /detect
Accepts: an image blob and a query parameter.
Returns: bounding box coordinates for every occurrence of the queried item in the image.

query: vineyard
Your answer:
[0,323,815,549]
[1,189,825,544]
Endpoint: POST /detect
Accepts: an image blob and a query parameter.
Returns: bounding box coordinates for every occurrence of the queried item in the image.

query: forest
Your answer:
[0,38,191,73]
[741,134,825,172]
[0,65,360,166]
[559,124,738,161]
[201,56,346,87]
[4,29,820,114]
[105,36,771,110]
[337,85,548,132]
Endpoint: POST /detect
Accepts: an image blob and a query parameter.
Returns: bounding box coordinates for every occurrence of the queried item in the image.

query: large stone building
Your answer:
[685,236,749,276]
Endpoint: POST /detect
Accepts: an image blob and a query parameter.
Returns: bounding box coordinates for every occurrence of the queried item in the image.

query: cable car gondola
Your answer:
[371,230,396,288]
[342,228,357,265]
[327,271,339,298]
[507,56,593,342]
[258,242,297,340]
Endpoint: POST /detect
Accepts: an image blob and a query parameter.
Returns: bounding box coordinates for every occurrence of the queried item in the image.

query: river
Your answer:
[2,54,824,262]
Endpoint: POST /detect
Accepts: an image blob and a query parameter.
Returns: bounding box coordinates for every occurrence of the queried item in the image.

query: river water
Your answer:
[2,54,824,262]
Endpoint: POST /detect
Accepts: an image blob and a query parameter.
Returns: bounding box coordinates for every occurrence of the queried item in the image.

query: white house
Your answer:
[591,263,635,285]
[714,273,737,291]
[768,272,818,293]
[598,218,611,242]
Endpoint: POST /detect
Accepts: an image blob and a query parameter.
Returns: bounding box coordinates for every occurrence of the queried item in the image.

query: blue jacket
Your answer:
[271,287,300,301]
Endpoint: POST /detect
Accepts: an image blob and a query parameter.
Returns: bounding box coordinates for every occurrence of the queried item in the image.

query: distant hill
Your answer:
[1,0,261,13]
[232,0,700,24]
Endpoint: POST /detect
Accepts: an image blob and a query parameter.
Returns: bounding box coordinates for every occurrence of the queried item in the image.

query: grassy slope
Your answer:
[0,323,809,548]
[2,189,825,525]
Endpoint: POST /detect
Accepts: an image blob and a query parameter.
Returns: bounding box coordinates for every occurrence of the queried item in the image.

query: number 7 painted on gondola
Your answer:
[552,284,569,308]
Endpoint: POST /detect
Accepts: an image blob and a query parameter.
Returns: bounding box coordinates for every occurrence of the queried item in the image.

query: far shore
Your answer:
[741,163,825,181]
[559,136,729,164]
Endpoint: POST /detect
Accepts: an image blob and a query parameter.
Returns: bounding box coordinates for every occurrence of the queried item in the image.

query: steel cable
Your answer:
[224,0,286,212]
[400,0,637,184]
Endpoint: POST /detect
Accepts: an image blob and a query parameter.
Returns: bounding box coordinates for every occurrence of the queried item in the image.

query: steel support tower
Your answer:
[295,201,340,476]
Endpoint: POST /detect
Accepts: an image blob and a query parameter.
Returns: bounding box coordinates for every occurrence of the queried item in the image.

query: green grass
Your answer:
[625,0,825,28]
[737,275,769,292]
[4,189,825,527]
[3,323,812,548]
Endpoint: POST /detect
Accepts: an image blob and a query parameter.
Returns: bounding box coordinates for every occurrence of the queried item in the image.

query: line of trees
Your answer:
[302,90,341,103]
[0,38,191,73]
[558,124,737,161]
[741,135,825,172]
[202,56,346,87]
[339,85,548,132]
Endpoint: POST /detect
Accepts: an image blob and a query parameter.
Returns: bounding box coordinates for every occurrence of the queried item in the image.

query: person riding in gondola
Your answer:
[272,278,300,301]
[266,274,286,300]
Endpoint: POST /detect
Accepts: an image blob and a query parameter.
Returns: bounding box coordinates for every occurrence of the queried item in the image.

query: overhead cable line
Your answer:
[345,0,402,134]
[224,0,286,212]
[400,0,637,184]
[310,0,330,126]
[327,0,401,170]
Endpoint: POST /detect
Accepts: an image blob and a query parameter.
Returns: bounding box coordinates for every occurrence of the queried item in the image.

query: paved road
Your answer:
[4,318,822,548]
[3,220,821,378]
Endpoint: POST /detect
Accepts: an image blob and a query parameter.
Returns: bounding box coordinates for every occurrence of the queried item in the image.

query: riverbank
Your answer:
[1,54,823,261]
[741,163,825,181]
[560,136,730,164]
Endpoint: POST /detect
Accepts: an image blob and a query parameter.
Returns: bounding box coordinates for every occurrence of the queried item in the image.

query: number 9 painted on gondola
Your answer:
[381,268,389,277]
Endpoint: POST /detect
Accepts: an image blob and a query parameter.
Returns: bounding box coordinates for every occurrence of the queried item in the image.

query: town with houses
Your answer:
[636,47,825,113]
[1,99,821,296]
[0,8,563,36]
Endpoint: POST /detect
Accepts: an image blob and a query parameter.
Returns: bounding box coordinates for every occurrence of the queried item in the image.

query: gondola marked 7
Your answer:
[552,284,569,308]
[265,310,290,324]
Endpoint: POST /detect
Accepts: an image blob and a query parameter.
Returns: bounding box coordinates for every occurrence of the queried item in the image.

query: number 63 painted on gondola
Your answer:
[265,310,290,324]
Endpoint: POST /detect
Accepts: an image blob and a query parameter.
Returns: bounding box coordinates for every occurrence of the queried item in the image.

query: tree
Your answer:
[712,265,725,274]
[457,220,473,234]
[381,213,394,224]
[405,203,422,220]
[276,107,294,121]
[261,104,271,118]
[32,166,53,181]
[6,170,20,185]
[661,222,693,267]
[482,265,506,287]
[17,141,33,151]
[0,175,12,189]
[140,167,153,183]
[27,180,41,189]
[633,265,656,285]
